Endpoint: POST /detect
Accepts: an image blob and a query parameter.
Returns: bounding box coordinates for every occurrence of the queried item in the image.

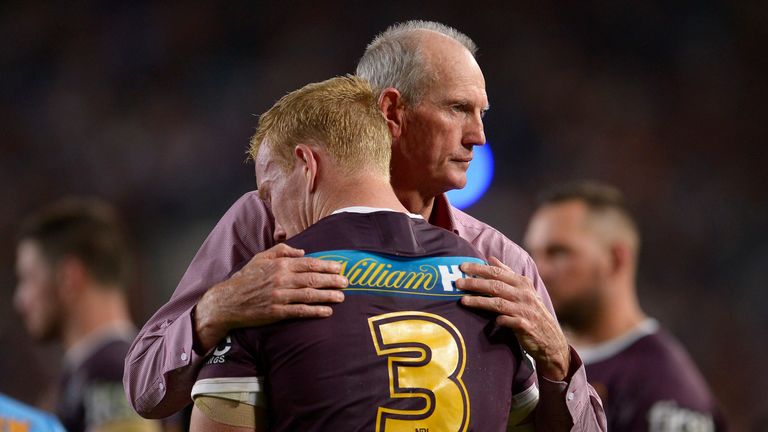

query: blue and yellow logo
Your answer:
[308,250,484,298]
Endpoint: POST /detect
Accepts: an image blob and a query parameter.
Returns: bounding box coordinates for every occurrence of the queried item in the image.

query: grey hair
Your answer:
[355,20,478,104]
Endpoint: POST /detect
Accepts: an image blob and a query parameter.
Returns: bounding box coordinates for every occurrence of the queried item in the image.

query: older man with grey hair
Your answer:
[125,20,606,430]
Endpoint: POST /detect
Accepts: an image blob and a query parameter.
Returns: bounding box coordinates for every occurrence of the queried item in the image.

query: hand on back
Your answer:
[194,243,348,352]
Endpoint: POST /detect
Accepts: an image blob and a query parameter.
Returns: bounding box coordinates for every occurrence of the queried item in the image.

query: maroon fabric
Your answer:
[585,327,727,431]
[59,335,135,431]
[124,192,275,418]
[124,192,606,430]
[197,211,528,430]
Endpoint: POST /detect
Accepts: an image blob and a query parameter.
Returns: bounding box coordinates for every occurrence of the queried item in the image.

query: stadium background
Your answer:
[0,2,766,428]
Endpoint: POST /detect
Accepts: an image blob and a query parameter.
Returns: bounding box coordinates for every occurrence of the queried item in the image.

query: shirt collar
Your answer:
[429,194,459,234]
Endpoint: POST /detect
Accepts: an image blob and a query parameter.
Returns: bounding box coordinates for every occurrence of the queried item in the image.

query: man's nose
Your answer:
[463,112,485,147]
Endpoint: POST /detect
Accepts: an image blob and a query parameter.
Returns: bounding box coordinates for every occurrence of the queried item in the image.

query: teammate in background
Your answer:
[523,180,727,431]
[190,75,537,431]
[125,21,606,430]
[14,198,161,432]
[0,393,65,432]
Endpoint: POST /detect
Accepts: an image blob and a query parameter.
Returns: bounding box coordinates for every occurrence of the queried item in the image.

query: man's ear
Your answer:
[294,144,319,194]
[609,243,631,276]
[56,257,87,305]
[379,88,406,141]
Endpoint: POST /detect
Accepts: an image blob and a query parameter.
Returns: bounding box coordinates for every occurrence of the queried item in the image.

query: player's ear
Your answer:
[609,243,631,275]
[294,144,319,194]
[379,88,406,142]
[56,256,87,304]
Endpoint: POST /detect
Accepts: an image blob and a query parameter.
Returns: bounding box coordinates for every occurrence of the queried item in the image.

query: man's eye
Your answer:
[548,246,570,258]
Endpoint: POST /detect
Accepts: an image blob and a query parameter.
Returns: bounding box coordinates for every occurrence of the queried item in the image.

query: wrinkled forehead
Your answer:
[421,45,487,105]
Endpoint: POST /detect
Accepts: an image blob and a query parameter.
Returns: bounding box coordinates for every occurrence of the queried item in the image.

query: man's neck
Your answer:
[569,285,647,347]
[316,176,410,221]
[63,288,132,351]
[393,188,437,220]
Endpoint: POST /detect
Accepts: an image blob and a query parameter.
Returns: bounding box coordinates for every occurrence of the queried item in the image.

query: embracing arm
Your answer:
[458,256,607,431]
[123,193,275,417]
[123,193,347,418]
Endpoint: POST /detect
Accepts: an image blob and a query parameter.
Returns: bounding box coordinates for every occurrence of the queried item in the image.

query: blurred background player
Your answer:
[523,180,726,431]
[0,393,65,432]
[14,198,160,432]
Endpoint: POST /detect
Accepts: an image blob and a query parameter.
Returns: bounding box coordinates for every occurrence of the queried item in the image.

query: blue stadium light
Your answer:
[446,142,494,210]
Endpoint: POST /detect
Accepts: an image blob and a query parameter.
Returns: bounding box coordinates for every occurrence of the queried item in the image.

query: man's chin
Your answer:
[443,172,468,191]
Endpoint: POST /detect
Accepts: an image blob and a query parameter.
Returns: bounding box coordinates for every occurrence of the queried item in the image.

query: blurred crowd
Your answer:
[1,1,766,429]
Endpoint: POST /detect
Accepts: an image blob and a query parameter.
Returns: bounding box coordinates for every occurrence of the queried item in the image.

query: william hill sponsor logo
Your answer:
[308,250,484,297]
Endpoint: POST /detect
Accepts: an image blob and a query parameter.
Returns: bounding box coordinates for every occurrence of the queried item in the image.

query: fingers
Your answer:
[262,272,346,293]
[487,256,511,271]
[288,257,344,274]
[273,304,335,320]
[495,314,526,330]
[457,276,520,299]
[461,294,518,316]
[276,287,345,305]
[460,261,515,282]
[458,261,530,290]
[241,255,345,282]
[290,272,349,291]
[260,259,347,290]
[253,243,305,260]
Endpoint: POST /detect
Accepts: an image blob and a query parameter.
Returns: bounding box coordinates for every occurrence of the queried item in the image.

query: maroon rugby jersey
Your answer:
[193,210,536,431]
[57,328,143,432]
[581,319,727,431]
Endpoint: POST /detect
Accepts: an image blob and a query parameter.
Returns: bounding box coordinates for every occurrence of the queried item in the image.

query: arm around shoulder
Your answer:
[124,192,275,418]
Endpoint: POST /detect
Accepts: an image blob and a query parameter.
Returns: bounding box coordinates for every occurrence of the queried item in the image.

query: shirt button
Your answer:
[159,382,165,390]
[567,392,575,401]
[180,352,188,361]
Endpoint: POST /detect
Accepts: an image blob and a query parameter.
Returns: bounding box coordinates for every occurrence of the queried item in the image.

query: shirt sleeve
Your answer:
[508,248,608,431]
[449,205,608,430]
[123,192,275,418]
[535,347,607,431]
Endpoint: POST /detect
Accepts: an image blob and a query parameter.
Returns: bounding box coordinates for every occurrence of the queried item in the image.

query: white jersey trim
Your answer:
[511,382,539,414]
[575,318,659,365]
[191,377,264,406]
[64,321,136,371]
[332,206,423,219]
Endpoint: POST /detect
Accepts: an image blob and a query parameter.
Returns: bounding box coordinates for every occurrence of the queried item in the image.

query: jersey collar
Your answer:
[332,206,423,219]
[574,318,659,365]
[63,321,137,371]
